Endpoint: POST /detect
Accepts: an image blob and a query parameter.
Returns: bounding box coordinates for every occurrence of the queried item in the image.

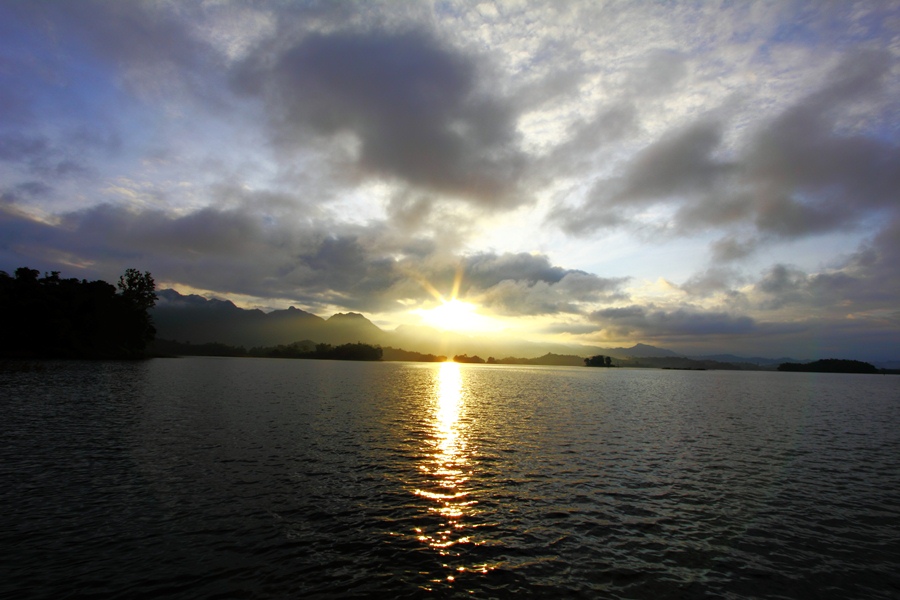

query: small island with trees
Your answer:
[584,355,613,367]
[777,359,878,374]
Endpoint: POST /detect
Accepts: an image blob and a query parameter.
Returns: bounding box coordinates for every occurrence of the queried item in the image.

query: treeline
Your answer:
[0,267,157,359]
[446,352,585,365]
[263,342,382,361]
[584,354,613,367]
[777,359,878,374]
[151,339,383,361]
[381,346,447,362]
[151,340,589,367]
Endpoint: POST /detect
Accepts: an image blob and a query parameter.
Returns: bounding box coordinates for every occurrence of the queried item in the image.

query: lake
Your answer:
[2,358,899,598]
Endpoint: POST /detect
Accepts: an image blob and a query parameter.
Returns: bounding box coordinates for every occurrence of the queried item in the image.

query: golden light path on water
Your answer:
[413,361,492,582]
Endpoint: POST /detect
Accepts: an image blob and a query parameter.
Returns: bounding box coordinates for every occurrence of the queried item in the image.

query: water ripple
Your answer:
[2,360,899,598]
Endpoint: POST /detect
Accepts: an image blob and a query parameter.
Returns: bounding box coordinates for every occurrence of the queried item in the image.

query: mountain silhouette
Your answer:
[324,313,390,345]
[154,290,327,347]
[151,289,808,365]
[603,343,680,358]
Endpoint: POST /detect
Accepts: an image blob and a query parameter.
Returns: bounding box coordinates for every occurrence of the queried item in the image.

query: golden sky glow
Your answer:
[415,299,503,334]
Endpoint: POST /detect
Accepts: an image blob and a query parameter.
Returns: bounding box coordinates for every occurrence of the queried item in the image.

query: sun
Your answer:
[409,265,504,334]
[415,298,501,333]
[426,299,477,330]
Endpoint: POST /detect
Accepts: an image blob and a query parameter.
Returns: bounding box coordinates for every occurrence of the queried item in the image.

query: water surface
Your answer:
[2,358,899,598]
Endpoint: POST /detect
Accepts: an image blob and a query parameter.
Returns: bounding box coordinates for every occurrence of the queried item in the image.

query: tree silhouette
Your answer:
[0,267,158,359]
[584,355,611,367]
[118,269,157,312]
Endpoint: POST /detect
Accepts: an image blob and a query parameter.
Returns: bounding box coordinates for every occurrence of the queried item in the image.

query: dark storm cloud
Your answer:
[234,30,525,205]
[552,50,900,251]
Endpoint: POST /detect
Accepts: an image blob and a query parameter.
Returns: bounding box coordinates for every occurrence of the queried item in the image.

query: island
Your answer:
[777,359,878,374]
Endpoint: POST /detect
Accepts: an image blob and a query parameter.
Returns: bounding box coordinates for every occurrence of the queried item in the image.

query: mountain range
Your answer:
[152,289,810,365]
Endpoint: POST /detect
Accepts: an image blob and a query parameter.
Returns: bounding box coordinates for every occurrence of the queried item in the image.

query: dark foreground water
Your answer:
[2,358,899,599]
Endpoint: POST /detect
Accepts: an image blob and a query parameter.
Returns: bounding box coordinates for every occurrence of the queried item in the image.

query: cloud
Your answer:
[551,49,900,249]
[743,52,899,236]
[4,1,211,103]
[590,304,758,339]
[395,251,629,316]
[625,50,689,97]
[1,202,625,318]
[678,266,744,298]
[749,216,900,314]
[234,29,526,206]
[552,118,735,233]
[542,103,640,178]
[457,253,628,315]
[0,133,91,179]
[475,272,626,316]
[709,235,759,262]
[0,133,49,163]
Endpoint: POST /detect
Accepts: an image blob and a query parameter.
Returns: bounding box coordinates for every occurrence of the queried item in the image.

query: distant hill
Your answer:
[153,290,382,348]
[490,353,585,366]
[600,343,680,358]
[151,290,867,367]
[873,360,900,370]
[153,292,604,358]
[325,312,390,345]
[381,346,446,362]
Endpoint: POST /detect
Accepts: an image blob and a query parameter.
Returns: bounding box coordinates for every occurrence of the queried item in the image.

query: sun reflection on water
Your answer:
[413,361,480,554]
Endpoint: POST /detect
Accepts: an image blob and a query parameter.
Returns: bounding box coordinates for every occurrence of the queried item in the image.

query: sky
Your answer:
[1,0,899,361]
